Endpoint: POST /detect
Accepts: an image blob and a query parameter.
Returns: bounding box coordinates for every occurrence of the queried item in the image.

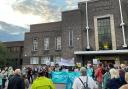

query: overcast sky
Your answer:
[0,0,89,28]
[0,0,90,41]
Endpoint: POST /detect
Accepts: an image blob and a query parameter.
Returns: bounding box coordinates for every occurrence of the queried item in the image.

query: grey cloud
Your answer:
[12,0,62,22]
[0,21,28,41]
[0,21,28,35]
[12,0,90,23]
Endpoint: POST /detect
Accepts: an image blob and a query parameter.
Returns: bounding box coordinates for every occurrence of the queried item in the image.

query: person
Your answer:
[7,69,25,89]
[0,71,3,89]
[86,64,94,78]
[72,67,98,89]
[31,69,55,89]
[119,64,126,84]
[1,68,7,88]
[22,75,29,89]
[102,64,115,89]
[107,68,126,89]
[119,72,128,89]
[22,67,27,76]
[102,68,111,89]
[95,62,103,89]
[33,67,38,79]
[7,66,14,80]
[27,67,33,83]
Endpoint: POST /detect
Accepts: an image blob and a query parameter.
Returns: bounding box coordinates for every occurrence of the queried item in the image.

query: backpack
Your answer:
[79,77,91,89]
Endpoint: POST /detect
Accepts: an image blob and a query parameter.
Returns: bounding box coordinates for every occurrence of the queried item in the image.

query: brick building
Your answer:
[23,0,128,66]
[4,41,24,68]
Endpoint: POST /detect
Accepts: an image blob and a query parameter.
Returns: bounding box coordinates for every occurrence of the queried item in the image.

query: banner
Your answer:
[51,72,80,89]
[59,58,75,66]
[52,72,69,83]
[65,72,80,89]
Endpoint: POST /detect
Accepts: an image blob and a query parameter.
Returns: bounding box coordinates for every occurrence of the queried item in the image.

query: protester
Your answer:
[33,67,38,79]
[107,68,126,89]
[119,72,128,89]
[22,67,27,76]
[1,68,7,88]
[0,72,3,89]
[7,69,25,89]
[31,69,55,89]
[72,67,97,89]
[95,62,103,89]
[119,64,126,83]
[7,66,14,80]
[55,64,60,71]
[102,68,111,89]
[27,67,33,83]
[22,75,29,89]
[86,64,94,78]
[102,64,114,89]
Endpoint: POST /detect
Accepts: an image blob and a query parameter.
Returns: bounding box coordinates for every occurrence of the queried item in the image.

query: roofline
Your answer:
[79,0,99,4]
[30,21,61,26]
[3,41,24,43]
[62,9,80,13]
[74,50,128,55]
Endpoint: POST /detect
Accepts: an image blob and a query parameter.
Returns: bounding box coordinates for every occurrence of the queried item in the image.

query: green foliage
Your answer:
[0,42,9,67]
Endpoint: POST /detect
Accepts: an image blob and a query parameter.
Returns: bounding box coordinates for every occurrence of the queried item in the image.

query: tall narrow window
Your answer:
[55,36,61,50]
[69,30,73,47]
[44,37,49,50]
[33,37,38,51]
[97,17,112,50]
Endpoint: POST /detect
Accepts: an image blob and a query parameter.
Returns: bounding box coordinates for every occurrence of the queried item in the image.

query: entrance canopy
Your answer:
[74,50,128,55]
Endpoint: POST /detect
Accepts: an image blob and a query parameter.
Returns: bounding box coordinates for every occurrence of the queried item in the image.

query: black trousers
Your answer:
[2,79,6,88]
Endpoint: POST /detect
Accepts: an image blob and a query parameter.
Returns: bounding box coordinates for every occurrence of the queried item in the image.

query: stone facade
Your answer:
[3,41,24,68]
[23,0,128,65]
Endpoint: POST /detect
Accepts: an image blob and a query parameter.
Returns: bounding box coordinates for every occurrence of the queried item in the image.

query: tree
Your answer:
[0,42,9,67]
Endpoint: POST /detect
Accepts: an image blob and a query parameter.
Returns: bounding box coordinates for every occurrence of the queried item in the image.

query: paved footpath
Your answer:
[4,80,66,89]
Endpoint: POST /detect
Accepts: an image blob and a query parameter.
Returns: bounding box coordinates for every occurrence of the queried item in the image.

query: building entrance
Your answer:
[100,60,115,65]
[96,56,119,65]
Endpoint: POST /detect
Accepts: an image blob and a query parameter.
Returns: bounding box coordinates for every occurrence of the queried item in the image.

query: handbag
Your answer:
[79,77,90,89]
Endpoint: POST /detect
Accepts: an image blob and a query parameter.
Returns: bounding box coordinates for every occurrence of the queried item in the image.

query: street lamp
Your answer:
[118,0,127,48]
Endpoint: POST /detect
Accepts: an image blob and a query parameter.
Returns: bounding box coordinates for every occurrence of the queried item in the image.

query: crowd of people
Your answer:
[72,62,128,89]
[0,62,128,89]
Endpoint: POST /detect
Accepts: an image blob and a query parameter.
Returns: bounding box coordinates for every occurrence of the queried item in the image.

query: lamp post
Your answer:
[118,0,127,48]
[85,1,90,50]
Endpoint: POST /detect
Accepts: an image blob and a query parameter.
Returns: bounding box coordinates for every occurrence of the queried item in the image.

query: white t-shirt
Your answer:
[72,76,97,89]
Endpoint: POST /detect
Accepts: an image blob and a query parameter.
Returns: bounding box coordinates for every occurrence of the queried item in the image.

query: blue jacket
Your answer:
[7,75,25,89]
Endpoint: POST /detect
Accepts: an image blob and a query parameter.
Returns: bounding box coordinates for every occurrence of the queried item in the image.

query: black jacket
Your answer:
[7,75,25,89]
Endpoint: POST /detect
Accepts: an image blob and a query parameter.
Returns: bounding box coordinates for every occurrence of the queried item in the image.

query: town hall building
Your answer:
[23,0,128,66]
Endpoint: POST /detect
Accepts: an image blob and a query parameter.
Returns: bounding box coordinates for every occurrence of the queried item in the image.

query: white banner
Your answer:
[59,58,75,66]
[93,59,98,64]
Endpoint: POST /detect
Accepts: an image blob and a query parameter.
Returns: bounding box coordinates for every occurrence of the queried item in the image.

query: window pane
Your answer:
[55,36,61,50]
[69,30,73,47]
[44,37,49,50]
[30,57,39,64]
[97,17,112,50]
[41,57,50,64]
[33,37,38,51]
